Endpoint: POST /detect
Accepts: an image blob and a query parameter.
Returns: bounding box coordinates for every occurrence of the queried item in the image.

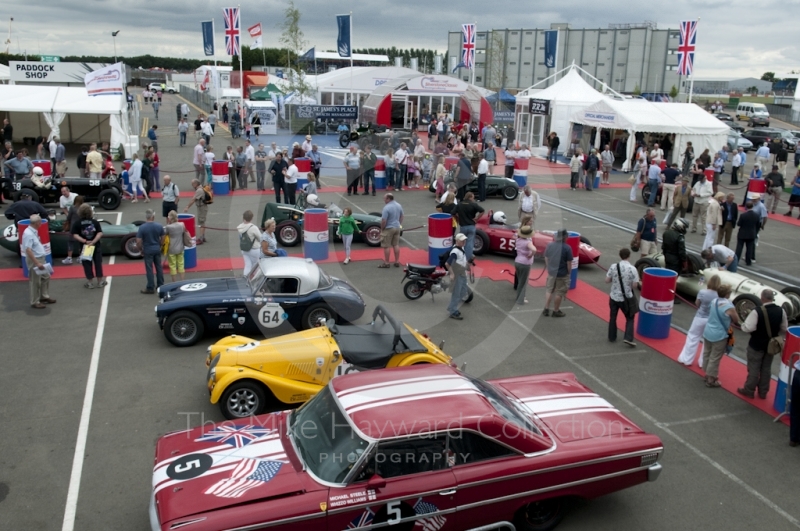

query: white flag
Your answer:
[84,62,124,97]
[248,23,262,48]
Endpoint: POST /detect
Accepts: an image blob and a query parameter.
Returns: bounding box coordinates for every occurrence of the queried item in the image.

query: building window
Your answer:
[582,62,591,66]
[617,63,625,66]
[463,77,469,82]
[618,47,627,50]
[510,47,517,50]
[666,65,677,71]
[669,32,679,38]
[668,49,676,54]
[509,62,517,65]
[598,63,605,66]
[599,47,606,50]
[525,31,533,35]
[523,62,531,65]
[539,47,544,50]
[538,62,545,65]
[537,77,545,81]
[524,46,531,50]
[476,76,482,82]
[511,31,518,35]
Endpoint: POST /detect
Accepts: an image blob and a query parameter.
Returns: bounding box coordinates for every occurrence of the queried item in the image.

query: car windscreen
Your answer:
[246,265,265,295]
[464,374,541,436]
[317,269,334,290]
[289,386,369,484]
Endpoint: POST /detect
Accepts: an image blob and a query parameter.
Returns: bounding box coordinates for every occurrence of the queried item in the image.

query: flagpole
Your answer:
[238,4,243,103]
[212,19,219,110]
[688,17,699,104]
[349,12,353,107]
[470,21,476,87]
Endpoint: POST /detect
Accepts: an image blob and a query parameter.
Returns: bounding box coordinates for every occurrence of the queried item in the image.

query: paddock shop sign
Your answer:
[295,105,358,120]
[9,61,129,83]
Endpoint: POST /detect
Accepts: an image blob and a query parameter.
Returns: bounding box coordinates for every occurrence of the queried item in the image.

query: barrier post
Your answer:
[428,213,453,265]
[703,168,715,182]
[374,158,387,190]
[513,157,529,188]
[444,157,459,171]
[177,213,197,269]
[211,160,230,196]
[774,326,800,416]
[18,218,52,278]
[746,179,767,203]
[303,208,328,261]
[636,267,678,339]
[32,160,51,176]
[565,231,580,290]
[294,158,311,191]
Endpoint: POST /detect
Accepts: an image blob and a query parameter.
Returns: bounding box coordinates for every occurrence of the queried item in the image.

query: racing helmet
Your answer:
[306,194,320,206]
[32,167,44,176]
[491,211,507,224]
[672,218,689,234]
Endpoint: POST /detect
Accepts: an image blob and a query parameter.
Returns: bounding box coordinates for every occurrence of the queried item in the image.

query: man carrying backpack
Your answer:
[237,210,262,277]
[582,148,600,191]
[737,289,788,399]
[184,179,208,244]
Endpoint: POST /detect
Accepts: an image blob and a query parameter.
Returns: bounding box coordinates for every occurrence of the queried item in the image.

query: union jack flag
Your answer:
[195,425,275,448]
[347,507,374,528]
[205,459,283,498]
[223,7,240,56]
[461,23,476,70]
[413,498,447,531]
[677,20,697,76]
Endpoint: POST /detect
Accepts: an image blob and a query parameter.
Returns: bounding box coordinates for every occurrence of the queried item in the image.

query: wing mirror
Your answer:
[367,475,386,490]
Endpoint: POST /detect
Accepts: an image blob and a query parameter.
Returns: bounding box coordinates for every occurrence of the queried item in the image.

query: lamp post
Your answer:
[111,30,120,62]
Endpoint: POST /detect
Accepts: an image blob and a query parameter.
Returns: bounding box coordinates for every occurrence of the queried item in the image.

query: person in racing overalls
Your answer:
[662,218,688,274]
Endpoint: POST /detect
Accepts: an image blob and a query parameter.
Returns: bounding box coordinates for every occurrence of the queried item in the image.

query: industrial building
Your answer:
[684,77,773,95]
[446,22,682,94]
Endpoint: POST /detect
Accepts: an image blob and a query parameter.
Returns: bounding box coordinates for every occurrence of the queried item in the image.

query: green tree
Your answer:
[277,1,313,99]
[761,72,776,82]
[633,84,641,95]
[669,85,679,98]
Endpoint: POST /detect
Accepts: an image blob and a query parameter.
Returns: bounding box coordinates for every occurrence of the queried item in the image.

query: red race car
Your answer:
[150,365,663,531]
[473,210,602,265]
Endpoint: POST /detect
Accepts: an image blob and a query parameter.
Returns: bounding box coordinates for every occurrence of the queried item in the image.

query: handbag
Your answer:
[713,299,735,354]
[615,262,639,318]
[182,226,192,247]
[762,306,785,355]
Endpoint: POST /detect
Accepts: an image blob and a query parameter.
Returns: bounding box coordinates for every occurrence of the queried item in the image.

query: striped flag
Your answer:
[461,24,476,69]
[204,459,282,498]
[413,498,447,531]
[677,20,697,76]
[223,7,240,56]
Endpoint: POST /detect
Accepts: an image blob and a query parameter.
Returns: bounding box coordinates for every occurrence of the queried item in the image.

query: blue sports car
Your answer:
[155,257,366,347]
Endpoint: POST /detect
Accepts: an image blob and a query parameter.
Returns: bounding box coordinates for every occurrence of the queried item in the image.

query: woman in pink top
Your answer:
[514,225,537,306]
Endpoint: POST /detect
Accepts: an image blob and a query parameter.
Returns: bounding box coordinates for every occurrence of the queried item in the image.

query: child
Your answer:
[406,156,417,188]
[434,157,445,202]
[336,207,361,265]
[245,121,251,140]
[421,154,433,186]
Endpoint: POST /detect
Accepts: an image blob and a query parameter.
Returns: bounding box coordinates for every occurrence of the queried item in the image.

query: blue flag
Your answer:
[201,21,215,56]
[544,30,558,68]
[336,15,351,58]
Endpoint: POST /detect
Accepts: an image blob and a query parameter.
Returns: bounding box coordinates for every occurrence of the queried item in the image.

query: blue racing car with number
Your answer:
[155,257,366,347]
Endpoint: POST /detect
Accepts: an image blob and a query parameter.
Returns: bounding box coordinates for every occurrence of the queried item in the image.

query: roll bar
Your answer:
[370,305,408,351]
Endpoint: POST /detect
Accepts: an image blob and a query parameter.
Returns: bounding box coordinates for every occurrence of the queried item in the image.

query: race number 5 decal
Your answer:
[387,500,401,524]
[166,453,213,481]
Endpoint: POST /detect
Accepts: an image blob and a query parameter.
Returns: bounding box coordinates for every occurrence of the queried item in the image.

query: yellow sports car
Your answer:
[206,305,454,419]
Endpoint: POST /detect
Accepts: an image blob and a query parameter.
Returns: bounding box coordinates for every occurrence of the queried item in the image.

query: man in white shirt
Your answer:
[181,103,190,119]
[731,147,743,185]
[516,143,532,160]
[200,119,214,144]
[283,158,299,205]
[649,143,664,165]
[605,247,641,346]
[21,214,55,309]
[193,138,206,184]
[394,143,409,191]
[755,143,770,169]
[504,146,516,179]
[244,140,256,183]
[601,144,615,185]
[476,153,489,202]
[49,137,58,177]
[301,135,313,154]
[691,171,714,234]
[414,139,426,159]
[59,186,77,217]
[701,244,738,272]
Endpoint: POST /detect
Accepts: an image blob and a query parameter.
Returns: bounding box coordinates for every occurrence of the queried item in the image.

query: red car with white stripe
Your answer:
[150,365,663,531]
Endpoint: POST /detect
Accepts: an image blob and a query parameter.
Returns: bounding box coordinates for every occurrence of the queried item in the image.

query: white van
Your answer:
[736,102,770,126]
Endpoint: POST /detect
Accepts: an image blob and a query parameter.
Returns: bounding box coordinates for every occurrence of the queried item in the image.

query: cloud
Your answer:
[2,0,798,78]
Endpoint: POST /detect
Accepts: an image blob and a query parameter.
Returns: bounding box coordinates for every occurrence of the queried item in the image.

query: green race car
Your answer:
[260,193,385,247]
[1,218,143,259]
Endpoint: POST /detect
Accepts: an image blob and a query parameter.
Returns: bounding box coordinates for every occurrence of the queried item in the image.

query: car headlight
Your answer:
[207,354,220,382]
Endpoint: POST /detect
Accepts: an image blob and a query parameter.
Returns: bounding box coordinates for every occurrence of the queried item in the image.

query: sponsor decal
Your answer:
[237,317,246,325]
[181,282,207,291]
[207,307,227,316]
[86,68,121,84]
[303,230,329,243]
[320,502,327,512]
[639,296,674,315]
[316,357,324,367]
[583,112,616,123]
[219,323,234,329]
[196,425,276,448]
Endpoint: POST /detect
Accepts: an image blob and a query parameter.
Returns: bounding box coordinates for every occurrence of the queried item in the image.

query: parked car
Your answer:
[205,305,454,418]
[155,257,366,346]
[635,252,800,321]
[736,102,770,126]
[147,82,179,94]
[150,364,664,531]
[742,128,795,152]
[715,114,744,132]
[1,218,143,258]
[471,210,601,265]
[2,175,124,210]
[428,174,520,200]
[772,129,799,152]
[727,131,753,152]
[261,193,386,247]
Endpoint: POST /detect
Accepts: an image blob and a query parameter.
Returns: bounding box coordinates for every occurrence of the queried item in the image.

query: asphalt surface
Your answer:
[2,91,800,531]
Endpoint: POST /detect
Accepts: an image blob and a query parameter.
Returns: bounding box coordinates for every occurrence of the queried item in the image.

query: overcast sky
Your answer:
[2,1,796,79]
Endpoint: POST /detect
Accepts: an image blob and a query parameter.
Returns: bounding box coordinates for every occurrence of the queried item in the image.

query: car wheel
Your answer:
[338,132,350,148]
[781,287,800,320]
[379,140,390,152]
[121,234,142,259]
[98,189,121,210]
[473,229,489,256]
[641,185,651,204]
[634,257,660,278]
[733,293,762,322]
[106,172,119,184]
[463,286,474,303]
[363,224,382,247]
[220,381,267,420]
[403,280,425,300]
[515,498,565,531]
[579,236,592,246]
[276,221,301,247]
[503,186,518,200]
[20,188,39,203]
[302,303,337,329]
[164,311,205,347]
[687,253,705,275]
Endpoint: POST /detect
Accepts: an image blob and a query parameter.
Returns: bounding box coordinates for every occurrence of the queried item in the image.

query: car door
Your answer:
[246,276,301,335]
[326,434,458,531]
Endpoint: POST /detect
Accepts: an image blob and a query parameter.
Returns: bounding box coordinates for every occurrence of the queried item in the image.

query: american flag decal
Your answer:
[223,7,240,56]
[195,425,275,448]
[413,498,447,531]
[461,24,476,70]
[205,459,282,498]
[677,20,697,76]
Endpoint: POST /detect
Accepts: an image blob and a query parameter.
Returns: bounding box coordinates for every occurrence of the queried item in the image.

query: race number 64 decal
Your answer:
[258,303,287,328]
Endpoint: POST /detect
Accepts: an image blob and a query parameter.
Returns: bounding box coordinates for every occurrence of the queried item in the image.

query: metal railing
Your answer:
[180,86,215,114]
[764,104,800,128]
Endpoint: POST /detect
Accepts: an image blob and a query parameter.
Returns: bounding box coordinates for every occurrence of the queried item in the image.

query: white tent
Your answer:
[514,66,612,155]
[570,98,729,170]
[0,64,9,83]
[0,85,134,154]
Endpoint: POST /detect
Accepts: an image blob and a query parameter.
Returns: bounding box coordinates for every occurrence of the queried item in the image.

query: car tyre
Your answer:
[164,311,205,347]
[733,293,762,322]
[220,380,268,419]
[403,280,425,300]
[473,229,489,256]
[302,303,337,329]
[780,287,800,321]
[363,224,382,247]
[634,257,660,278]
[276,221,301,247]
[338,132,350,148]
[18,188,39,203]
[503,186,518,200]
[121,234,142,259]
[515,498,565,531]
[98,189,121,210]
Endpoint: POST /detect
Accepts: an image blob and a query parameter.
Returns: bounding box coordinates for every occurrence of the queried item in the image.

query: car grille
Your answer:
[640,452,660,467]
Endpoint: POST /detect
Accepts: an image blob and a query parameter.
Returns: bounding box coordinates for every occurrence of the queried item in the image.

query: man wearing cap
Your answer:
[703,192,725,250]
[690,170,714,234]
[765,164,786,214]
[302,134,313,154]
[755,142,770,169]
[4,191,48,223]
[665,176,692,228]
[445,233,470,320]
[21,214,56,309]
[717,193,739,247]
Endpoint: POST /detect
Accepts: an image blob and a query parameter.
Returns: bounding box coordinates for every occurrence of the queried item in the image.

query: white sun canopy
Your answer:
[570,98,730,170]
